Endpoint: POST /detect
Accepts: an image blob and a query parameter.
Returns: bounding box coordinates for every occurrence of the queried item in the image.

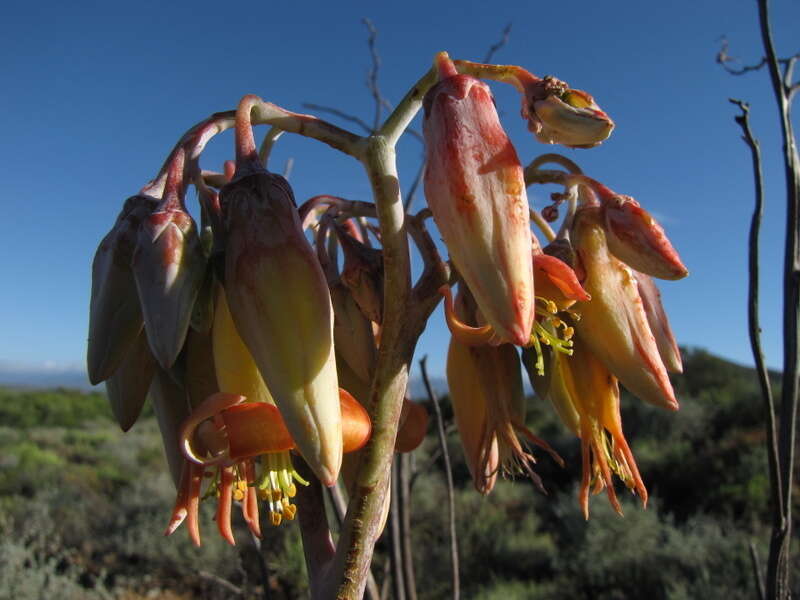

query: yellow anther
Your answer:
[283,504,297,521]
[285,483,297,498]
[233,488,245,502]
[270,511,282,527]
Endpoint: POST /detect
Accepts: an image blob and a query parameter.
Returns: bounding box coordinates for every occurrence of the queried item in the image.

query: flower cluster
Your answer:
[424,52,686,516]
[87,49,686,559]
[87,97,426,545]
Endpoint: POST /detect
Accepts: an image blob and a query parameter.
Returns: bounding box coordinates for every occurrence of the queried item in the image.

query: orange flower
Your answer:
[547,338,647,518]
[571,205,678,411]
[166,389,371,546]
[445,286,562,494]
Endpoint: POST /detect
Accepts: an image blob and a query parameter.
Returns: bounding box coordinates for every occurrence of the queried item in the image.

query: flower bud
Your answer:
[105,329,156,431]
[521,77,614,148]
[423,54,534,346]
[221,169,342,486]
[150,367,191,489]
[533,252,590,310]
[338,226,384,324]
[330,282,377,383]
[571,207,678,410]
[603,194,688,280]
[87,194,155,384]
[636,272,683,373]
[133,203,206,370]
[447,336,499,494]
[395,399,429,453]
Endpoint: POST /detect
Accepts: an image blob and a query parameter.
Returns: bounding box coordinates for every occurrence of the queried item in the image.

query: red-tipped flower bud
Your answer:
[423,53,534,346]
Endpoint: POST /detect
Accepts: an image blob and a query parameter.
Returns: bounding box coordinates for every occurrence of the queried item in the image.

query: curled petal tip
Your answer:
[164,509,187,536]
[440,286,494,346]
[534,253,590,304]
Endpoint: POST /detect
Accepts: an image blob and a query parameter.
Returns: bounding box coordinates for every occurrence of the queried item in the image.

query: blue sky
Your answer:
[1,0,798,381]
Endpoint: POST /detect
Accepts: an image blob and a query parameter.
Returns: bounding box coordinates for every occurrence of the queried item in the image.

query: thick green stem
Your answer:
[329,135,415,600]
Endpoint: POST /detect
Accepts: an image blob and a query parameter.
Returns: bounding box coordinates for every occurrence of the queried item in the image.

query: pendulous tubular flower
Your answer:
[601,192,688,280]
[338,223,385,325]
[166,290,371,545]
[571,205,679,411]
[636,272,683,373]
[221,98,343,486]
[424,52,534,346]
[104,330,156,432]
[534,337,647,518]
[446,286,562,494]
[132,149,206,370]
[169,388,371,545]
[87,193,156,385]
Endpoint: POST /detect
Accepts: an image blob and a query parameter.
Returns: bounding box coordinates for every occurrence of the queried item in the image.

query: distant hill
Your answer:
[0,361,97,390]
[0,346,769,398]
[0,360,444,396]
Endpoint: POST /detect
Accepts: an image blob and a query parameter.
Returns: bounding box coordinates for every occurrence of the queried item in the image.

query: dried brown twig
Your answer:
[484,23,512,64]
[721,2,800,596]
[420,356,460,600]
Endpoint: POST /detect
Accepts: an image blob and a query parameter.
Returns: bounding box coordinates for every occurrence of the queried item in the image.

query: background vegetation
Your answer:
[1,348,797,599]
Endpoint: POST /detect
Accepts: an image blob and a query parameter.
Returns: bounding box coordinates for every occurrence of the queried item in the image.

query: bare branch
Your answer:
[728,95,783,554]
[302,102,374,135]
[398,454,418,600]
[363,18,393,131]
[717,35,800,80]
[248,527,273,600]
[717,36,768,75]
[790,83,800,103]
[753,1,800,595]
[388,461,407,600]
[483,23,512,64]
[197,570,244,596]
[783,55,799,90]
[420,356,460,600]
[749,540,766,600]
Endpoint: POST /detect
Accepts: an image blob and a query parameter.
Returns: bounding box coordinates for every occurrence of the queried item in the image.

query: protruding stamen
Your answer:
[254,451,308,527]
